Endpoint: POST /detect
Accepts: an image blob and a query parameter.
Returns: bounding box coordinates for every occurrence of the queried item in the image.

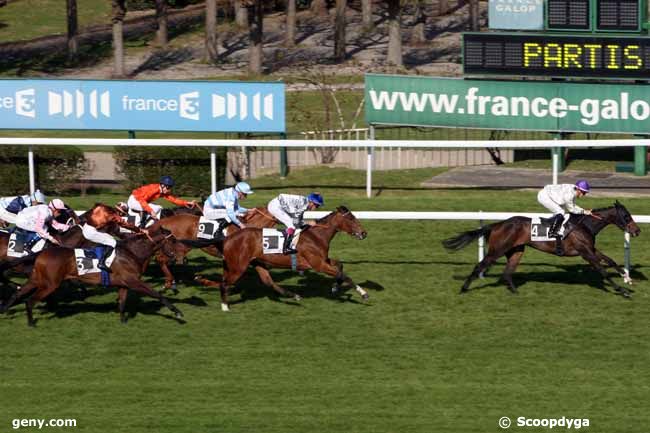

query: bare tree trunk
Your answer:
[334,0,346,62]
[66,0,78,59]
[234,0,248,27]
[205,0,218,61]
[469,0,480,30]
[438,0,449,16]
[286,0,296,47]
[112,0,126,77]
[411,0,426,44]
[311,0,328,16]
[248,0,263,74]
[386,0,402,67]
[361,0,372,29]
[155,0,168,47]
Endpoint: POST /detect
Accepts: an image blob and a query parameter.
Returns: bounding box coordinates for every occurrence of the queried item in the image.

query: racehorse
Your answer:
[442,201,641,297]
[189,206,368,311]
[0,223,183,326]
[157,207,278,290]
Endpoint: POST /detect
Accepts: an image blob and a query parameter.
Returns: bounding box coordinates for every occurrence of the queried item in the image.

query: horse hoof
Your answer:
[293,294,302,301]
[175,310,184,319]
[331,286,339,295]
[362,293,369,301]
[221,303,230,312]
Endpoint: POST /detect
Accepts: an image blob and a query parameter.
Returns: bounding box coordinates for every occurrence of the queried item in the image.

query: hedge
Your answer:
[0,146,88,196]
[114,146,226,197]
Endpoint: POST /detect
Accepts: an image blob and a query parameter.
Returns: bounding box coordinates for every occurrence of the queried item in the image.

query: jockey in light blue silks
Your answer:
[267,192,324,254]
[202,182,254,233]
[0,190,46,226]
[537,180,592,256]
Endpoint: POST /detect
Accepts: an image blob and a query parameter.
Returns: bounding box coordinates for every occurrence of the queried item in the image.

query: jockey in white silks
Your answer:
[14,199,73,252]
[0,190,46,226]
[537,180,592,256]
[202,182,253,232]
[267,192,324,254]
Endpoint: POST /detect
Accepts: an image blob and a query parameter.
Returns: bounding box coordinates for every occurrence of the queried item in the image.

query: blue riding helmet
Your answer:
[575,180,590,193]
[307,192,324,207]
[30,189,46,204]
[160,175,175,187]
[235,181,254,195]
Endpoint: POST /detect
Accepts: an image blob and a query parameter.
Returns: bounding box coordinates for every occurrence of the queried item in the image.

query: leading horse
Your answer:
[442,201,641,297]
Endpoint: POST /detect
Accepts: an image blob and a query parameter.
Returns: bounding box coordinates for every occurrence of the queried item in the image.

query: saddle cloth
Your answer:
[262,228,301,254]
[7,231,46,258]
[74,247,117,276]
[530,217,555,242]
[196,216,227,240]
[120,213,155,233]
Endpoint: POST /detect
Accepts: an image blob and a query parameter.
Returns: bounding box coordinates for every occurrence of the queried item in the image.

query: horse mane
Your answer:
[315,206,350,224]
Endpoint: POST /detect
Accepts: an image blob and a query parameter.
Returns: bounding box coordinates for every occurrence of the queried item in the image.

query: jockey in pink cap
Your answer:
[14,199,74,252]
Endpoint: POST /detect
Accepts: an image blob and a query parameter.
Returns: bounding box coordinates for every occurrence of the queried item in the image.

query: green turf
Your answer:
[2,172,649,433]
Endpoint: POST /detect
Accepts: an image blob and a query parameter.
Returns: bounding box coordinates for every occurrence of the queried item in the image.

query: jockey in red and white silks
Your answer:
[14,199,72,245]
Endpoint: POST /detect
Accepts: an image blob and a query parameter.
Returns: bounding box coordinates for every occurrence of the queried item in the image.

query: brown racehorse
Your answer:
[442,201,641,297]
[189,206,368,311]
[157,207,278,290]
[0,223,183,326]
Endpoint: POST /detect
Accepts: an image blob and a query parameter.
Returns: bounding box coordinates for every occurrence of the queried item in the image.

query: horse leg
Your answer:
[0,281,38,314]
[502,246,525,294]
[594,250,633,287]
[460,255,499,294]
[578,251,631,298]
[23,285,57,327]
[125,279,184,319]
[156,252,177,294]
[254,265,301,301]
[118,287,128,324]
[219,261,249,312]
[312,258,368,301]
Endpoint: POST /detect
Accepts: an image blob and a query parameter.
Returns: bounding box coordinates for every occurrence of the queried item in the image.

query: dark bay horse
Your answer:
[190,206,368,311]
[157,207,278,290]
[0,223,183,326]
[442,201,641,297]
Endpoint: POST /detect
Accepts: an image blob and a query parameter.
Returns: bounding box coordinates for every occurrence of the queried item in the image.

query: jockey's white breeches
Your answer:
[268,198,295,229]
[127,195,162,219]
[82,223,117,248]
[0,207,17,224]
[537,190,570,235]
[203,207,229,221]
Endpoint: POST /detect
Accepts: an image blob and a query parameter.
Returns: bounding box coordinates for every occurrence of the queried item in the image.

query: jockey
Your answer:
[537,180,592,255]
[0,189,46,226]
[127,175,197,226]
[203,181,253,232]
[14,199,73,253]
[268,192,324,254]
[82,204,146,273]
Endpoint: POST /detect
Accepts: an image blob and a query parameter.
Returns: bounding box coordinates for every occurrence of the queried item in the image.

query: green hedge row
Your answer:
[114,146,226,197]
[0,146,87,196]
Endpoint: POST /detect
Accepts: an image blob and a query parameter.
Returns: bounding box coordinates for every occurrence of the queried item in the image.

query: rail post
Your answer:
[367,125,375,198]
[28,145,35,194]
[478,211,485,278]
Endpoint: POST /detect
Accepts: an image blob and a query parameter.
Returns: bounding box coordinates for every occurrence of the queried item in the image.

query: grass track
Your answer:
[1,169,649,433]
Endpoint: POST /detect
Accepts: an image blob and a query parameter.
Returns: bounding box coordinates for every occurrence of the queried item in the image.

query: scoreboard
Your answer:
[547,0,643,31]
[463,33,650,78]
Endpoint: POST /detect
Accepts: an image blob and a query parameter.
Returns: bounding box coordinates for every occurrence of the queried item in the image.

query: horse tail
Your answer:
[442,225,494,251]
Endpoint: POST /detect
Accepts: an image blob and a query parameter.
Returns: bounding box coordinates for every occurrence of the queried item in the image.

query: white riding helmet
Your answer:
[235,181,254,195]
[31,189,46,204]
[48,198,67,211]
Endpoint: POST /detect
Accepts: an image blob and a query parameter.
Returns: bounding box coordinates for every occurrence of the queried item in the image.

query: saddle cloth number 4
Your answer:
[530,218,553,242]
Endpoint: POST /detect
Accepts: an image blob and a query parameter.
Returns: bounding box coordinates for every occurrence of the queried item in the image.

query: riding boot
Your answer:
[283,232,297,255]
[139,212,150,228]
[217,219,229,235]
[554,236,565,256]
[98,246,114,273]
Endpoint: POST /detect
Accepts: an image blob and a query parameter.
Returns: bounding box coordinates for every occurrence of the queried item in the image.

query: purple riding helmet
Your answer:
[575,180,591,193]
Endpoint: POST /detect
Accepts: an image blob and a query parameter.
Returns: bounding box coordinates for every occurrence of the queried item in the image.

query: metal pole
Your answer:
[634,145,647,176]
[367,125,375,198]
[280,132,288,178]
[552,148,559,185]
[28,145,35,194]
[211,147,217,194]
[478,212,485,278]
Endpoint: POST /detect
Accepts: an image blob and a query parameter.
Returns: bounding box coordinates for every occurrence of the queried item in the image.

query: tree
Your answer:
[334,0,346,62]
[469,0,480,30]
[205,0,218,61]
[112,0,127,77]
[386,0,403,66]
[155,0,168,47]
[233,0,248,28]
[66,0,78,60]
[361,0,372,29]
[410,0,426,44]
[285,0,296,47]
[247,0,263,74]
[311,0,328,16]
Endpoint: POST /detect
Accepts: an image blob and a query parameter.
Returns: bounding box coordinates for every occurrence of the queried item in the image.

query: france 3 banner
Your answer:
[0,79,285,133]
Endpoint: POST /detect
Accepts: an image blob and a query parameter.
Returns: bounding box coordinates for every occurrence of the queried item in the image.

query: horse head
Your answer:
[333,206,367,240]
[613,201,641,237]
